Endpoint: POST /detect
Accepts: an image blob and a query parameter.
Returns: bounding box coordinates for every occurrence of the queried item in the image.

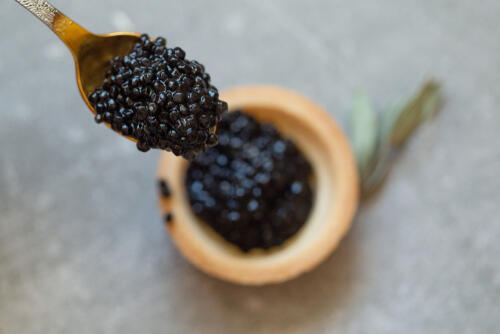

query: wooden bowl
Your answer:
[157,85,359,285]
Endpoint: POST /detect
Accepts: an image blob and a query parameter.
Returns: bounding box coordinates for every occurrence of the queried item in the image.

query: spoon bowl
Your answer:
[15,0,140,141]
[74,32,141,141]
[74,33,140,98]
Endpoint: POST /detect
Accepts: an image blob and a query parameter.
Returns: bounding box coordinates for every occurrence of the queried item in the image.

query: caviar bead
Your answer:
[198,114,210,128]
[155,36,167,46]
[158,179,171,197]
[137,140,150,152]
[147,102,157,114]
[173,92,185,103]
[174,47,185,59]
[207,87,218,100]
[115,73,125,85]
[89,92,98,103]
[189,103,201,115]
[95,102,105,113]
[216,101,228,114]
[103,112,113,122]
[135,104,148,120]
[177,104,188,116]
[207,133,218,147]
[147,115,157,126]
[121,124,129,135]
[143,71,153,83]
[164,212,173,224]
[131,76,140,86]
[157,92,167,106]
[247,199,259,212]
[199,95,208,106]
[124,109,134,119]
[131,87,140,98]
[113,114,123,126]
[99,91,109,100]
[107,98,117,111]
[169,108,180,121]
[167,79,177,90]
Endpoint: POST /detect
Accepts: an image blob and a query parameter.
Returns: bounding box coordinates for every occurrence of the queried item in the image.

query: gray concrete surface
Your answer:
[1,0,500,333]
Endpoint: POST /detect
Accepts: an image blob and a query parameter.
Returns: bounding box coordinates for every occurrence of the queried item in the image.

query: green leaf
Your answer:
[420,86,443,121]
[361,145,392,199]
[356,80,443,200]
[390,81,442,147]
[380,102,404,142]
[349,92,379,179]
[360,104,398,199]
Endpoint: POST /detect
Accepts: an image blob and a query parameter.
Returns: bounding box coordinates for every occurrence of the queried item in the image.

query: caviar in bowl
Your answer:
[157,85,359,285]
[185,110,314,252]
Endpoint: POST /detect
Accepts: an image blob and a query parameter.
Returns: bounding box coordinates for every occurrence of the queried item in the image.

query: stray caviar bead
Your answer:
[186,111,313,252]
[164,212,173,224]
[88,33,227,159]
[158,179,171,198]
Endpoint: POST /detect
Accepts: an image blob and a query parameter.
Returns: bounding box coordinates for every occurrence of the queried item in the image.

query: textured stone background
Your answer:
[1,0,499,333]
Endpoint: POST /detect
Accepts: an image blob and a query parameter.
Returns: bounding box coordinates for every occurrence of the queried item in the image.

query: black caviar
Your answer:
[186,111,313,252]
[165,212,173,224]
[158,179,171,198]
[88,34,227,159]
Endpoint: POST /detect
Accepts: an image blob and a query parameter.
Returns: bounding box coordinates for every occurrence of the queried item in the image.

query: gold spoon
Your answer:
[15,0,141,142]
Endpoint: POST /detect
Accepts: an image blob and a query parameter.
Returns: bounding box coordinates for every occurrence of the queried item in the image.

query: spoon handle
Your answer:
[14,0,92,53]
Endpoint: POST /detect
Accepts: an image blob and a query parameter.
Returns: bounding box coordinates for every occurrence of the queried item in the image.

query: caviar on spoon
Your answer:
[88,34,227,158]
[15,0,227,158]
